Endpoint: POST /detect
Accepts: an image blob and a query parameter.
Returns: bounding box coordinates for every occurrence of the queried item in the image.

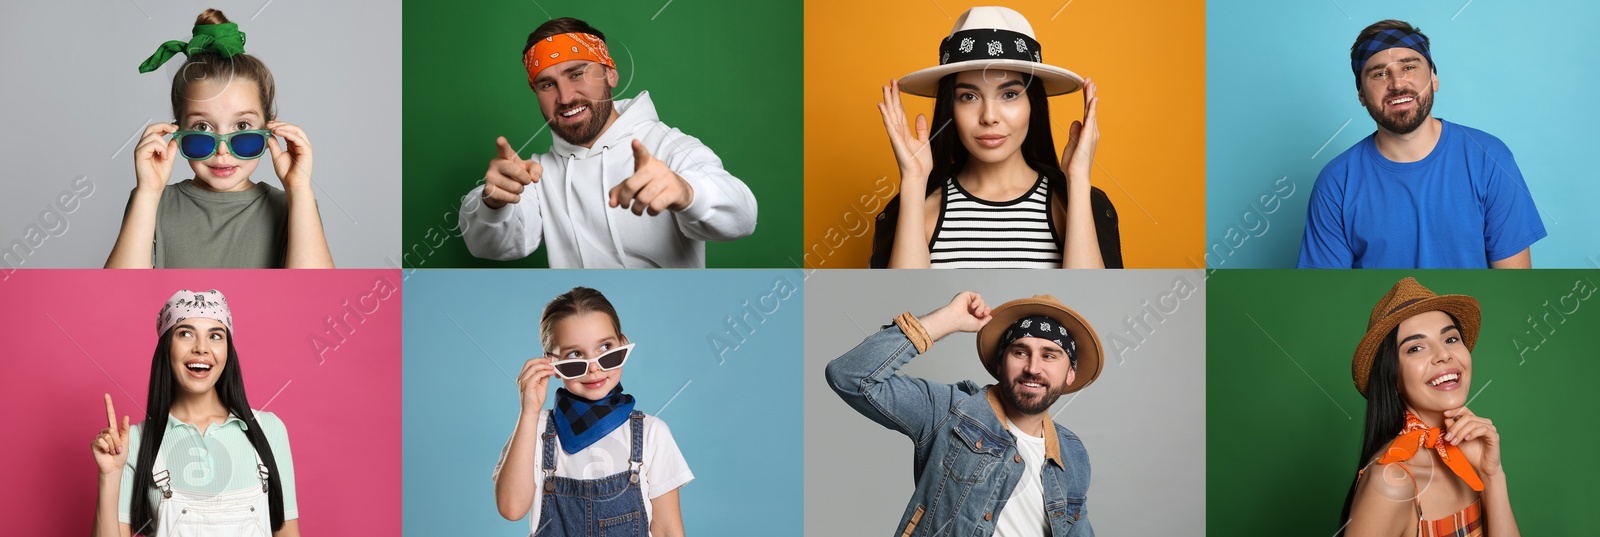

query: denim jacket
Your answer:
[826,324,1094,537]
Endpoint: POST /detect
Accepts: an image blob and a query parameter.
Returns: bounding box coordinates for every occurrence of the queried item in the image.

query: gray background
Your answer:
[805,270,1206,535]
[0,1,400,268]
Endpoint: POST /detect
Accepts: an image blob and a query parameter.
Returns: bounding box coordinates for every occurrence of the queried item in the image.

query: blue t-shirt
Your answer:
[1298,118,1546,268]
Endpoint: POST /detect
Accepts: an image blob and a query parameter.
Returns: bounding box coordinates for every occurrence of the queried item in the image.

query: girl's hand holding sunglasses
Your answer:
[134,122,181,192]
[266,120,314,191]
[517,357,557,413]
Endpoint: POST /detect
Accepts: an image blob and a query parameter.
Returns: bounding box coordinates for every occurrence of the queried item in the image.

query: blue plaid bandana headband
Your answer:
[1351,28,1434,88]
[999,315,1078,369]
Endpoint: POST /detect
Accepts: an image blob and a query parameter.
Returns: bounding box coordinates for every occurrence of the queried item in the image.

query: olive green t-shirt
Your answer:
[144,179,288,268]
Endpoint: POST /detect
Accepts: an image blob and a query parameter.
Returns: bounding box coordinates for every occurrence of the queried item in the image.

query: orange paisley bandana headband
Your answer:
[524,32,615,89]
[1378,411,1485,491]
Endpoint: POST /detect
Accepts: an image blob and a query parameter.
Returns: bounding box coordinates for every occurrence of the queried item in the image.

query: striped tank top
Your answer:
[928,174,1061,268]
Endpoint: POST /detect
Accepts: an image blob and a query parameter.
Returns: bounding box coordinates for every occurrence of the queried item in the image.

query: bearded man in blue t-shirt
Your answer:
[1298,19,1546,269]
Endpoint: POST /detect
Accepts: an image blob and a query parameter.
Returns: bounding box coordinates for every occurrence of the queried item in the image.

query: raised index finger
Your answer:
[104,393,117,432]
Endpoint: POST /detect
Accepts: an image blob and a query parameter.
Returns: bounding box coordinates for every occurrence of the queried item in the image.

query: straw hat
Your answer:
[1352,277,1480,398]
[976,294,1102,394]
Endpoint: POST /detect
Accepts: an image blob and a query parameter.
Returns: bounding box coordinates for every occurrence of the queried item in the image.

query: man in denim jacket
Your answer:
[827,292,1101,536]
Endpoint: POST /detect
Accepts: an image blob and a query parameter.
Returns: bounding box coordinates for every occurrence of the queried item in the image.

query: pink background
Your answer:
[0,269,403,535]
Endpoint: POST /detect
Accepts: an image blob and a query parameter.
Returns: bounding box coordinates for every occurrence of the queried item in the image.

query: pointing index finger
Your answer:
[104,393,117,432]
[496,136,520,162]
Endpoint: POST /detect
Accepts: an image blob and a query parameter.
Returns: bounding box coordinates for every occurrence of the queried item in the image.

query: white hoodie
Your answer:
[459,91,758,268]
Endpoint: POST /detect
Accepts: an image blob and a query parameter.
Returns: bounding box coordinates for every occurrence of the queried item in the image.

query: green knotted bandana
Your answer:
[137,23,247,73]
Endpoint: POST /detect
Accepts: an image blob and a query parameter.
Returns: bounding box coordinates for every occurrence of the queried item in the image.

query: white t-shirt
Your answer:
[493,410,693,535]
[994,416,1048,537]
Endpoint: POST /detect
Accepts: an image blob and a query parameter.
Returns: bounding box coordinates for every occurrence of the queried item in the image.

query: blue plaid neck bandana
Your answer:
[552,384,636,455]
[1351,28,1434,86]
[999,315,1078,368]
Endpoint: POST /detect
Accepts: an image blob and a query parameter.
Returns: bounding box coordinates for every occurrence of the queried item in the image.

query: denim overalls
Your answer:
[149,439,272,536]
[534,411,649,537]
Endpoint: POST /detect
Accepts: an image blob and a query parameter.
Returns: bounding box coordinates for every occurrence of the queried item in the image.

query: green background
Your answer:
[401,0,802,268]
[1207,269,1600,535]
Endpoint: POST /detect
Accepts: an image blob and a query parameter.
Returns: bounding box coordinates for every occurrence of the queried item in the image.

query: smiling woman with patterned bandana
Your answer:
[89,289,301,536]
[493,287,693,537]
[1338,277,1521,536]
[826,292,1103,536]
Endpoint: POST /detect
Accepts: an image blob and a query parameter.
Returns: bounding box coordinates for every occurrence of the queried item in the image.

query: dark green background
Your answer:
[1207,269,1600,534]
[401,0,802,268]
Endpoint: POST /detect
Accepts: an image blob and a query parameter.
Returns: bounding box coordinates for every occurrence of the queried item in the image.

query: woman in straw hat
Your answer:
[1339,277,1520,536]
[870,6,1122,269]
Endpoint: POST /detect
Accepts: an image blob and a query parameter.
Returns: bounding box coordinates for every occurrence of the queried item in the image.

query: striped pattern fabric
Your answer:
[1421,500,1482,537]
[929,175,1061,269]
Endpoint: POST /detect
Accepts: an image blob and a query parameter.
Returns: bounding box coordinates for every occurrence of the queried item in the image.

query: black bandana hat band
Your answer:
[1350,28,1434,87]
[999,315,1077,367]
[938,28,1043,67]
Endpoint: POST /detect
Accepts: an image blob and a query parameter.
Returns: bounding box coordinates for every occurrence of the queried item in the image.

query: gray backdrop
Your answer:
[0,1,399,268]
[805,270,1206,535]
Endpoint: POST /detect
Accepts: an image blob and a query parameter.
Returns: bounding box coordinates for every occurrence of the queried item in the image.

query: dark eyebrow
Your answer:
[954,79,1026,92]
[1366,56,1423,75]
[535,62,589,85]
[1398,324,1459,345]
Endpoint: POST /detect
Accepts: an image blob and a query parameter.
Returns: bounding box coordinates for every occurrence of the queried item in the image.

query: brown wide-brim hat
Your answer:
[1352,277,1481,398]
[976,294,1103,394]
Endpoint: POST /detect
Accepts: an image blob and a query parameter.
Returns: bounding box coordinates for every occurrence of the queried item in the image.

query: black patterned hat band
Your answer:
[896,6,1085,98]
[999,314,1078,367]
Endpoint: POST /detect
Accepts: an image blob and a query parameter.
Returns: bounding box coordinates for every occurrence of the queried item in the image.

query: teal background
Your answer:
[1205,0,1600,267]
[401,0,803,268]
[402,269,804,535]
[1207,269,1600,534]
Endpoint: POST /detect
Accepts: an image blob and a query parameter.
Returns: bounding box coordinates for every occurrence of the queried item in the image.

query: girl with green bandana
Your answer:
[493,287,692,537]
[104,9,333,269]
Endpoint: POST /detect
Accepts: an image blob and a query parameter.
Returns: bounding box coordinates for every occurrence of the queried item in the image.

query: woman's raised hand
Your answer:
[91,394,130,476]
[1060,78,1099,184]
[879,79,934,188]
[1444,406,1502,478]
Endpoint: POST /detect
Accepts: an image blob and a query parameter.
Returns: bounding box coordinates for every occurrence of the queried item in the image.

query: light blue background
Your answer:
[1206,0,1600,268]
[403,269,804,536]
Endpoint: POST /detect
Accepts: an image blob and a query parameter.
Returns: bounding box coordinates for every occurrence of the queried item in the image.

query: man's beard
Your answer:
[548,87,616,146]
[999,372,1066,415]
[1364,85,1434,135]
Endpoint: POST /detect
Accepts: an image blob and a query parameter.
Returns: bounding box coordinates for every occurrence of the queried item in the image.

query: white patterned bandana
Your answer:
[999,314,1076,367]
[156,289,233,336]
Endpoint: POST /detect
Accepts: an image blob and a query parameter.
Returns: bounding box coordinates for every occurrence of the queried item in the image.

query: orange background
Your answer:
[803,0,1206,268]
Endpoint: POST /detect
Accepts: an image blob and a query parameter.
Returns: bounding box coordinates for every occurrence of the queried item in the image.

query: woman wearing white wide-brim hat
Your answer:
[871,6,1122,269]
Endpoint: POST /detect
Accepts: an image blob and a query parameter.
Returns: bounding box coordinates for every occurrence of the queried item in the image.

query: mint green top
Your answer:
[117,410,299,523]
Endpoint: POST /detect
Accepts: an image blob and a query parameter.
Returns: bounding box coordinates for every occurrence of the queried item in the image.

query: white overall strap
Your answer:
[150,437,173,499]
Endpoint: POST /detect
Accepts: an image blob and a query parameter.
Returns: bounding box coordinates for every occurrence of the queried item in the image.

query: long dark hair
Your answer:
[927,71,1070,207]
[129,329,285,534]
[1337,313,1461,533]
